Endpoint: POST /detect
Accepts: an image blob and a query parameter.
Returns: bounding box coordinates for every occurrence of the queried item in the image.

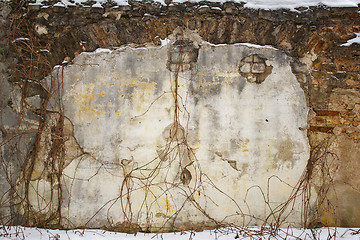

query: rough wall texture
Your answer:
[37,31,309,230]
[0,0,360,230]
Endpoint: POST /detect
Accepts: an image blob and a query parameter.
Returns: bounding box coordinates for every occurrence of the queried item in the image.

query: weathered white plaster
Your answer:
[41,31,311,230]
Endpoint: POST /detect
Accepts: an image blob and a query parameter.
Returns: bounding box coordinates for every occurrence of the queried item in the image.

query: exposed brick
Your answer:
[326,116,342,126]
[314,40,325,53]
[310,116,326,125]
[309,126,334,133]
[3,1,360,229]
[315,110,340,116]
[305,36,320,52]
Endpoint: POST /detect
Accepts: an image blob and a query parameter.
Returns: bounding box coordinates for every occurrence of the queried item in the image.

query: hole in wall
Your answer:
[167,39,199,72]
[238,54,273,84]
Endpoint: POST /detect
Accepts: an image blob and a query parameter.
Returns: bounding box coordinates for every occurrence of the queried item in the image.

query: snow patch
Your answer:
[205,41,276,50]
[94,48,113,54]
[12,38,30,43]
[1,226,360,240]
[157,37,170,46]
[111,0,129,5]
[53,1,65,7]
[340,33,360,47]
[92,2,103,8]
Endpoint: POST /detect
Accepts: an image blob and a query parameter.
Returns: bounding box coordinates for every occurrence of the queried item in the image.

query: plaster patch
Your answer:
[42,30,311,231]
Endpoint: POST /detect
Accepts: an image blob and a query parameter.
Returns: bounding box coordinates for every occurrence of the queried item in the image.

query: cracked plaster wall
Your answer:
[32,30,311,230]
[2,2,360,229]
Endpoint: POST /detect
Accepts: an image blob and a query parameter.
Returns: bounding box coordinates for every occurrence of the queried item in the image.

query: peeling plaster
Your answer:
[37,30,311,230]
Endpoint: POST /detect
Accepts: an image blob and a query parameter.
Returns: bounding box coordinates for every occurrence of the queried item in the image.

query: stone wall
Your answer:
[0,0,360,230]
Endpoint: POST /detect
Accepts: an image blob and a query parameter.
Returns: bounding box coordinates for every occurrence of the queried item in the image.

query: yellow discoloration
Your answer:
[196,72,238,88]
[320,208,336,226]
[70,75,159,123]
[131,81,157,113]
[197,72,222,87]
[241,139,249,152]
[165,195,175,216]
[71,82,104,123]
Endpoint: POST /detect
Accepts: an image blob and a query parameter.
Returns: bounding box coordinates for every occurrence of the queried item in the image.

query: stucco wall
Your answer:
[25,30,310,230]
[1,0,360,230]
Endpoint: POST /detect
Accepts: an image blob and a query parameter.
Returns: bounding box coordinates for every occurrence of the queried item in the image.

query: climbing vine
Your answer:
[0,1,344,239]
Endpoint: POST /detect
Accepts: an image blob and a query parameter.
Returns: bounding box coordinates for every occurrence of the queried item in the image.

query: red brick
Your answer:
[314,40,325,53]
[326,116,342,126]
[309,126,334,133]
[310,117,326,126]
[315,110,340,116]
[306,36,321,52]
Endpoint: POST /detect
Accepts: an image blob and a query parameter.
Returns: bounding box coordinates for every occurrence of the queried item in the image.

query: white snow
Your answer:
[12,38,30,43]
[94,48,113,53]
[53,1,65,7]
[1,226,360,240]
[158,37,171,46]
[37,49,50,53]
[205,41,277,49]
[341,33,360,46]
[91,2,103,8]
